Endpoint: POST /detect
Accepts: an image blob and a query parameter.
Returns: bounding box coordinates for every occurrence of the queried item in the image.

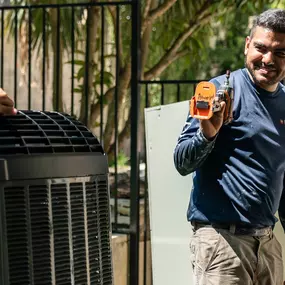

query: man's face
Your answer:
[244,26,285,92]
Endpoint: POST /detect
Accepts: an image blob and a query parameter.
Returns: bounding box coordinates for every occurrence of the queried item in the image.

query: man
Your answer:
[174,8,285,285]
[0,88,17,115]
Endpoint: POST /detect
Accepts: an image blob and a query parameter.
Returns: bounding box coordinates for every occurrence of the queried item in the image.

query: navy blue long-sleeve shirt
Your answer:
[174,68,285,231]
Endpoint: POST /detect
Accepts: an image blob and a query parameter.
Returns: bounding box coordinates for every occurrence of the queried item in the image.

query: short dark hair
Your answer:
[250,8,285,37]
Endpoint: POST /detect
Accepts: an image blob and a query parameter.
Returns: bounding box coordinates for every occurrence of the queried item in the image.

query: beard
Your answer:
[244,56,281,87]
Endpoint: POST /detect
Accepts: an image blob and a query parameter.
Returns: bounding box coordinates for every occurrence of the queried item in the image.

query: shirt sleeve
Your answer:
[278,184,285,233]
[173,112,217,176]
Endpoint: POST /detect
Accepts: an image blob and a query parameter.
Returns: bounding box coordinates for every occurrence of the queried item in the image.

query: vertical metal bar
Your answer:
[143,169,148,285]
[28,7,32,110]
[143,83,149,285]
[56,8,60,111]
[114,5,120,229]
[145,84,148,108]
[84,6,90,126]
[71,6,75,116]
[100,6,105,142]
[1,10,4,88]
[130,0,141,285]
[14,9,18,107]
[177,83,180,102]
[161,83,164,105]
[42,7,46,111]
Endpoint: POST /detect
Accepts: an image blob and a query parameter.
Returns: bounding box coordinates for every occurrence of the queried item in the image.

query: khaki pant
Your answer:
[189,226,283,285]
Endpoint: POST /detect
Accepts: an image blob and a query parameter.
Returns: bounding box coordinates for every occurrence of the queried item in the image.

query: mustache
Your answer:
[254,62,276,70]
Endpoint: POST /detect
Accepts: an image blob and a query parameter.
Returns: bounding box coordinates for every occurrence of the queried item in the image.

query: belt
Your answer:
[191,221,272,236]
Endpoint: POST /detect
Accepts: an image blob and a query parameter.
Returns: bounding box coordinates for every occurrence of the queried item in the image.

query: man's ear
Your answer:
[244,36,251,56]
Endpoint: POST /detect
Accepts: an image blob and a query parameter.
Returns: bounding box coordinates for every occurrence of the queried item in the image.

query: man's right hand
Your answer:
[0,88,17,116]
[200,101,226,140]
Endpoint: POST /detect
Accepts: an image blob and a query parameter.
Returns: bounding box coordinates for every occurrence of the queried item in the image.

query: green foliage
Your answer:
[108,150,130,167]
[201,1,277,78]
[117,4,132,64]
[66,53,115,102]
[4,0,281,152]
[146,0,276,81]
[202,11,251,77]
[140,0,277,106]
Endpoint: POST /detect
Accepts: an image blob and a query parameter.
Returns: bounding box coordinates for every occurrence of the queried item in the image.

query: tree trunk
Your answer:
[103,88,129,154]
[79,3,100,126]
[89,86,115,125]
[104,0,156,153]
[141,0,156,78]
[107,109,131,156]
[103,62,131,154]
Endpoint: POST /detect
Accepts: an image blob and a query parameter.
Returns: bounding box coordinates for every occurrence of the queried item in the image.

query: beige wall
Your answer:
[112,235,152,285]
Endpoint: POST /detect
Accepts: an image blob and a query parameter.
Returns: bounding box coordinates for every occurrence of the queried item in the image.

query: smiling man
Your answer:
[245,19,285,91]
[174,9,285,285]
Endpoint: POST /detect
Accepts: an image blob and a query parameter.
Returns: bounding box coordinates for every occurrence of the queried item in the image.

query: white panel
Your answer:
[145,100,285,285]
[145,101,194,285]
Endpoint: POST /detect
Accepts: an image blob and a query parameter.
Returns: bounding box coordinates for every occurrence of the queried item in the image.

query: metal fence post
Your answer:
[130,0,141,284]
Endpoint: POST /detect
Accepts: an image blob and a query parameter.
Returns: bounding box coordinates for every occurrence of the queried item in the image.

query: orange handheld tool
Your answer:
[190,70,234,125]
[190,81,216,120]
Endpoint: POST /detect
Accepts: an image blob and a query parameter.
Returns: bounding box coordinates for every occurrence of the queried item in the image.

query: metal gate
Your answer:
[0,1,203,285]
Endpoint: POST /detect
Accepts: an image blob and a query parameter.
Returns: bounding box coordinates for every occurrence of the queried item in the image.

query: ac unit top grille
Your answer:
[0,111,104,155]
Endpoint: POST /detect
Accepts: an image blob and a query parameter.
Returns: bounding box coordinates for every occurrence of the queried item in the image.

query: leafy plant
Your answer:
[108,150,130,168]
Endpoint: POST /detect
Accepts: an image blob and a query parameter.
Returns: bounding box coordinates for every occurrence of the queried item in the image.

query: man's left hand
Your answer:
[0,88,17,115]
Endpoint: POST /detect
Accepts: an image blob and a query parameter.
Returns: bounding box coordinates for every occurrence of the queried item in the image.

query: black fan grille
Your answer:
[70,183,88,285]
[96,180,112,284]
[85,181,112,285]
[5,186,30,285]
[0,111,103,155]
[30,185,52,285]
[51,184,72,285]
[4,176,112,285]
